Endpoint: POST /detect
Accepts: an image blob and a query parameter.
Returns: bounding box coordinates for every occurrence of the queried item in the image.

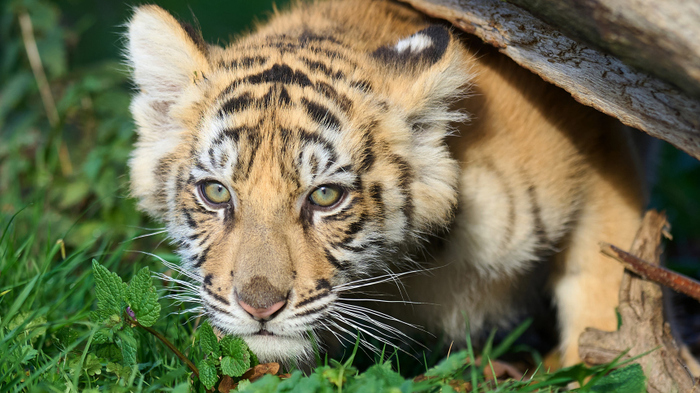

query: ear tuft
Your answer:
[373,25,451,67]
[126,5,210,98]
[179,20,208,55]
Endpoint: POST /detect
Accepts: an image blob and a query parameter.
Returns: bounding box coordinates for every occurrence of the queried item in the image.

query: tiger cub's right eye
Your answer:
[309,185,344,208]
[200,181,231,206]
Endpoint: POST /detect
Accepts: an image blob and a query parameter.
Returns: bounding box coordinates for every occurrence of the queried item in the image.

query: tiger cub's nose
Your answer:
[236,276,289,320]
[238,298,286,320]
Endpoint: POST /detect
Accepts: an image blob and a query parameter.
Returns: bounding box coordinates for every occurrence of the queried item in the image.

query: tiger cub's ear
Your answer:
[372,25,451,68]
[126,5,209,101]
[126,5,210,217]
[372,25,473,131]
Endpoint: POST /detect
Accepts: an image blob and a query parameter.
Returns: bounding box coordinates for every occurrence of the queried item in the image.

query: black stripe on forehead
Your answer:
[210,127,245,149]
[260,37,354,66]
[245,64,312,87]
[219,87,292,116]
[297,128,338,162]
[216,35,359,101]
[302,98,341,130]
[301,57,345,80]
[217,80,352,120]
[315,81,352,113]
[218,56,267,69]
[298,30,342,45]
[219,93,253,116]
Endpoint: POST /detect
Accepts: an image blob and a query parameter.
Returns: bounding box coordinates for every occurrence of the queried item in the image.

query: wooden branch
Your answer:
[398,0,700,160]
[504,0,700,100]
[579,211,697,393]
[600,242,700,303]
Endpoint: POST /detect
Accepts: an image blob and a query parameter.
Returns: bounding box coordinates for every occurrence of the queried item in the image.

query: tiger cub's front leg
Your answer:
[551,171,643,366]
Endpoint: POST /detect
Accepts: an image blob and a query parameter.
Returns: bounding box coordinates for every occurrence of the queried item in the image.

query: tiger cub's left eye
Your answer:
[200,181,231,205]
[309,185,343,208]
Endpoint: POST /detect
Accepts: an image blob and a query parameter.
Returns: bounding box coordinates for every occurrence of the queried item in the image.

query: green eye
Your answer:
[309,185,344,207]
[200,181,231,205]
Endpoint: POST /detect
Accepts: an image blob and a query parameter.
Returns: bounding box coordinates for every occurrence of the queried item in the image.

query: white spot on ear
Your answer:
[395,33,433,53]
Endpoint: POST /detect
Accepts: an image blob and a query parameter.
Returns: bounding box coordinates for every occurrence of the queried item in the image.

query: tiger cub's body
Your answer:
[126,0,644,366]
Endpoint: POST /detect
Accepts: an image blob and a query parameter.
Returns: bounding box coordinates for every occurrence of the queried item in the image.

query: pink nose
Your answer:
[238,299,286,320]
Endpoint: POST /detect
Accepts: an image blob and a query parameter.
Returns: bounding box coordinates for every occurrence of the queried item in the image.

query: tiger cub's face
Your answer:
[126,3,470,362]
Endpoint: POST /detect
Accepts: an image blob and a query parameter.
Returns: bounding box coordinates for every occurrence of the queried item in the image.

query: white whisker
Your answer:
[122,229,168,243]
[329,312,415,358]
[328,320,380,357]
[334,268,436,292]
[337,297,433,305]
[335,302,430,335]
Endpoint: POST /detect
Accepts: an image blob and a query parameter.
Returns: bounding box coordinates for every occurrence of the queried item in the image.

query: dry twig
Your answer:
[601,242,700,303]
[18,11,73,176]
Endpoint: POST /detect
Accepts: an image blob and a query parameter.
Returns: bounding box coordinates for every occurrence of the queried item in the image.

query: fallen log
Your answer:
[398,0,700,160]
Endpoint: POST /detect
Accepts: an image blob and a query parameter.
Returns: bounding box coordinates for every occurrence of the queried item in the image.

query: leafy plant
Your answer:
[89,260,263,391]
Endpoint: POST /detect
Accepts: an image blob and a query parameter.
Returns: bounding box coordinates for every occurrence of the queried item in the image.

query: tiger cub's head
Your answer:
[126,3,471,362]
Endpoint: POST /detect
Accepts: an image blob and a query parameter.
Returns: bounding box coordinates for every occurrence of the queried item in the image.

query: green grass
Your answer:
[2,0,696,391]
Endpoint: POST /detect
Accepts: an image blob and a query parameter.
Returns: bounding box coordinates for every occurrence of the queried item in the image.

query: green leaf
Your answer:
[55,326,80,348]
[172,382,190,393]
[106,362,132,380]
[198,321,220,358]
[199,358,219,390]
[84,354,102,376]
[275,371,303,391]
[68,354,102,377]
[219,335,250,376]
[58,180,90,209]
[346,362,405,393]
[95,344,122,362]
[0,72,33,123]
[92,260,126,314]
[116,329,138,366]
[221,355,249,378]
[125,266,160,327]
[12,344,38,365]
[236,380,251,391]
[248,346,259,367]
[220,335,247,357]
[425,350,469,377]
[526,363,594,389]
[589,363,646,393]
[93,328,113,344]
[323,367,345,388]
[90,309,122,331]
[281,371,333,393]
[7,312,47,342]
[241,374,283,392]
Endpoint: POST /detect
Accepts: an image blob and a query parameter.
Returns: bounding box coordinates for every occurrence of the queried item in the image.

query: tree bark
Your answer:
[505,0,700,100]
[578,211,697,393]
[398,0,700,161]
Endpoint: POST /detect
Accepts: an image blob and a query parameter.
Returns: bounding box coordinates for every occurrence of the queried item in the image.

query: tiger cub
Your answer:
[126,0,644,365]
